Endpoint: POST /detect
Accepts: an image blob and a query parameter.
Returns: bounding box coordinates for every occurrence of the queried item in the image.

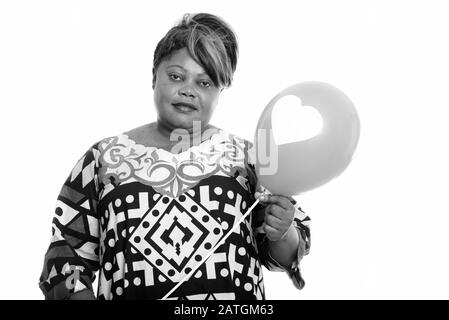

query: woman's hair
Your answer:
[152,13,238,88]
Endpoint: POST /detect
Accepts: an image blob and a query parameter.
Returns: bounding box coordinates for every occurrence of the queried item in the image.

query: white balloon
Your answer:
[254,81,360,195]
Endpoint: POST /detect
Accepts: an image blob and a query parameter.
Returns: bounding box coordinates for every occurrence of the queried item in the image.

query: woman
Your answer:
[39,13,311,300]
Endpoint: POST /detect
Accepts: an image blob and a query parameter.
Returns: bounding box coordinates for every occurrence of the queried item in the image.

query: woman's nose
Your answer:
[179,85,197,98]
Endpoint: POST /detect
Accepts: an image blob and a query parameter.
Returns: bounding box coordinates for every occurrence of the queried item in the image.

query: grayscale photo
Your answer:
[1,0,448,304]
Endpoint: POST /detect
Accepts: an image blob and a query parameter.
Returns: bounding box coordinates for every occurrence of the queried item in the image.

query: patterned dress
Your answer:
[39,129,311,300]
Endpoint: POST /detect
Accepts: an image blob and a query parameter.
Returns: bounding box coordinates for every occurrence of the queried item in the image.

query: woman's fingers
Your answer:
[264,208,283,228]
[260,195,292,211]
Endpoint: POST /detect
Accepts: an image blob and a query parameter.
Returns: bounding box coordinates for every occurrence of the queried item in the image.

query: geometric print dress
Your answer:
[39,129,311,300]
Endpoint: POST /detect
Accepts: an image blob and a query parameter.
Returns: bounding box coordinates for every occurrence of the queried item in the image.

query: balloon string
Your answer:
[160,197,261,300]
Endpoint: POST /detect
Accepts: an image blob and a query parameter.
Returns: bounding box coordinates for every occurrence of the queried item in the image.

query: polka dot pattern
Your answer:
[221,221,229,230]
[55,207,63,216]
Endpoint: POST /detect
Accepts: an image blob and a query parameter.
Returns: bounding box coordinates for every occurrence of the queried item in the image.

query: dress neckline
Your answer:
[120,128,226,157]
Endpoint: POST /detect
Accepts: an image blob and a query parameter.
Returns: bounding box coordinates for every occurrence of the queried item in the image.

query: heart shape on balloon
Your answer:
[254,81,361,195]
[271,95,323,145]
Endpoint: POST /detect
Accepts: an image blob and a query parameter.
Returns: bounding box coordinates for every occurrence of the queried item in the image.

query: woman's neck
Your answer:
[155,121,218,147]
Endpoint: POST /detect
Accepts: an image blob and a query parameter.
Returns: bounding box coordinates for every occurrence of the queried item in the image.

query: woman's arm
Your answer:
[253,193,310,289]
[39,146,101,300]
[267,224,300,268]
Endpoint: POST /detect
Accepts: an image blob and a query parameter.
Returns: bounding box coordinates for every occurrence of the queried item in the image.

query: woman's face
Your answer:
[153,47,222,135]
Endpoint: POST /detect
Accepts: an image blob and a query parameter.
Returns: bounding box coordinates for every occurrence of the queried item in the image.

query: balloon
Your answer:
[254,81,360,195]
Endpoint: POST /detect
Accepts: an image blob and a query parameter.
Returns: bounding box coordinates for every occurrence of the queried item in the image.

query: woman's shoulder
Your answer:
[122,122,155,139]
[87,123,158,150]
[78,126,143,158]
[215,127,252,146]
[122,122,160,147]
[216,128,256,164]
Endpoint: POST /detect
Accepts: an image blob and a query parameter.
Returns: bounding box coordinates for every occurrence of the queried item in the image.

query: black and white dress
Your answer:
[39,129,311,300]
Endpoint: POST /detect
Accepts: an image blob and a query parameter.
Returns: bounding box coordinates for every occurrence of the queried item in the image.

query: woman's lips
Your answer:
[172,102,198,113]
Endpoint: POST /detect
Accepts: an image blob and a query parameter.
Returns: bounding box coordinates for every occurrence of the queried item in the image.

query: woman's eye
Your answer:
[200,80,211,88]
[169,73,182,81]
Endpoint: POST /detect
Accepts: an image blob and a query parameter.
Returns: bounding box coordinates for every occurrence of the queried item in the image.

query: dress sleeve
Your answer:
[38,144,102,299]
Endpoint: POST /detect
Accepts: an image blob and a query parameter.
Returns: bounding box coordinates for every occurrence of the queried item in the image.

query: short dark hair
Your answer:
[152,13,238,88]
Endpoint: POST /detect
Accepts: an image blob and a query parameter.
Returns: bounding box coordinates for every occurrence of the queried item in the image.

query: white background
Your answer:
[1,0,449,300]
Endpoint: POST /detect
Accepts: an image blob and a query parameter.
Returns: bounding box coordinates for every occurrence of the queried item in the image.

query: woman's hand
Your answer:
[259,194,295,241]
